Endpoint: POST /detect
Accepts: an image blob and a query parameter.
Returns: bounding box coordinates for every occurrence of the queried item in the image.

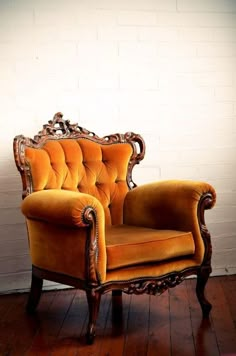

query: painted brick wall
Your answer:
[0,0,235,292]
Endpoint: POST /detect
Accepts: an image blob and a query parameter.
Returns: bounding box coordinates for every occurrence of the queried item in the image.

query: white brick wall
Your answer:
[0,0,236,293]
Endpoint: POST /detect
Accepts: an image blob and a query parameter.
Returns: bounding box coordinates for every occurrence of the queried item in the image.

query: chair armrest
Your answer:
[22,189,104,227]
[124,180,216,231]
[22,189,106,283]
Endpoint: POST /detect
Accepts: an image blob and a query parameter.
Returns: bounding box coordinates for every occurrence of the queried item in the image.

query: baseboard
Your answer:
[0,271,72,295]
[211,266,236,277]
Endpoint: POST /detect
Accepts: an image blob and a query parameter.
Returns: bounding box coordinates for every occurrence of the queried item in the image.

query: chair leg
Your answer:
[86,290,101,344]
[196,267,212,318]
[112,290,123,322]
[112,289,122,297]
[26,273,43,314]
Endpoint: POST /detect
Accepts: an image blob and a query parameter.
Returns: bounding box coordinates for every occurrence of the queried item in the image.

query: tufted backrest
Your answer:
[14,113,145,226]
[24,138,133,225]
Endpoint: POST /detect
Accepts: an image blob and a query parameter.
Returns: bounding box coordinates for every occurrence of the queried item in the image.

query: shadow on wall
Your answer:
[0,157,32,293]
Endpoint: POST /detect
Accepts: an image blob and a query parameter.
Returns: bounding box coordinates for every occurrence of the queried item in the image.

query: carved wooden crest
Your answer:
[13,112,146,197]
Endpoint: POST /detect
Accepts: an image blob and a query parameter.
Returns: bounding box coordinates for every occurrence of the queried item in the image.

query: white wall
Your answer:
[0,0,236,293]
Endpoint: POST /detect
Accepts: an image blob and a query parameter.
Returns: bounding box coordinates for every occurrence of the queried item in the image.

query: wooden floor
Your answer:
[0,276,236,356]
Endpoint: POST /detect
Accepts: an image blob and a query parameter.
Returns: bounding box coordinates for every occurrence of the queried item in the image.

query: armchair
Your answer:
[13,113,216,344]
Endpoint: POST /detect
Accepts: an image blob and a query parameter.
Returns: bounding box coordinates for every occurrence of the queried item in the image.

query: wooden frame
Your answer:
[13,113,215,344]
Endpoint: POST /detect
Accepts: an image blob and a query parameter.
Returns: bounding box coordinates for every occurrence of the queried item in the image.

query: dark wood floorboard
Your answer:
[99,292,130,356]
[147,291,170,356]
[169,282,196,356]
[0,276,236,356]
[186,279,219,356]
[206,277,236,355]
[220,275,236,329]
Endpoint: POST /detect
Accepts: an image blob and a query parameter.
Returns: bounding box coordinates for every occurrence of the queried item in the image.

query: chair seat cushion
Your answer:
[105,225,195,270]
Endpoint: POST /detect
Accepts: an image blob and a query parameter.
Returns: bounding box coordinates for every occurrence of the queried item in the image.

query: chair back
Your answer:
[13,113,145,225]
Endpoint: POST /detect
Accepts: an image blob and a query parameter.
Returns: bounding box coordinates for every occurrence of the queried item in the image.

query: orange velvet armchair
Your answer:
[13,113,216,344]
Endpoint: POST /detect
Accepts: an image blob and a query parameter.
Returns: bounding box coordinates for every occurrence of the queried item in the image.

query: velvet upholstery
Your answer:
[22,189,107,282]
[105,225,195,270]
[124,180,216,264]
[13,113,216,344]
[25,139,132,225]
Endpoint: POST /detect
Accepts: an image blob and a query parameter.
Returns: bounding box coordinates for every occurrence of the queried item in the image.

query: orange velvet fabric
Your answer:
[106,258,199,283]
[26,219,88,280]
[22,189,107,282]
[25,139,133,225]
[105,225,195,270]
[124,180,216,265]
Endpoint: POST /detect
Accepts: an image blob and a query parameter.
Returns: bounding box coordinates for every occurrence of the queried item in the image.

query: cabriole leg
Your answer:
[196,267,212,317]
[26,272,43,314]
[86,290,101,344]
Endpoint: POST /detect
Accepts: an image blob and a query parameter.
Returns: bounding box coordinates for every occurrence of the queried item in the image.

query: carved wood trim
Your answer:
[82,206,100,285]
[122,275,185,295]
[197,192,215,269]
[13,112,146,198]
[13,135,33,198]
[32,264,199,296]
[98,267,199,295]
[33,112,100,142]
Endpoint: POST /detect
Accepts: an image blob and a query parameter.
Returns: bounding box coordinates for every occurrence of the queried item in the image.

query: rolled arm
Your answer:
[22,189,105,228]
[124,180,216,231]
[22,189,107,283]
